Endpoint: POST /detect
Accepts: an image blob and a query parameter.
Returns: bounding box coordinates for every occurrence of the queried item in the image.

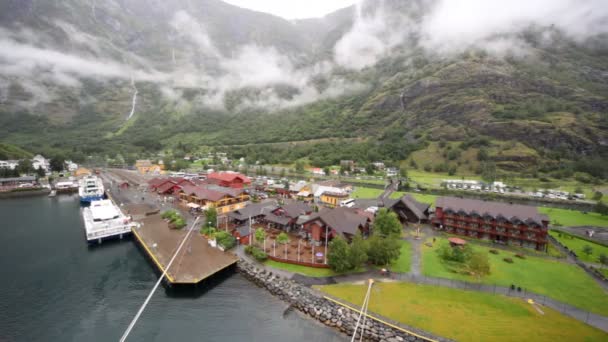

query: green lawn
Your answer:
[549,231,608,263]
[264,260,338,277]
[422,238,608,315]
[348,178,386,185]
[389,191,438,205]
[351,186,384,199]
[539,207,608,228]
[407,169,481,189]
[317,282,607,342]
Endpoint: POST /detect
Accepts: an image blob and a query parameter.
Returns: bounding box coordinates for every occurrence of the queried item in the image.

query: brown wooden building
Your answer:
[432,197,549,251]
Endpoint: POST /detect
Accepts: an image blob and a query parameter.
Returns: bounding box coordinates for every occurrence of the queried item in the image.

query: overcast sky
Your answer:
[223,0,357,19]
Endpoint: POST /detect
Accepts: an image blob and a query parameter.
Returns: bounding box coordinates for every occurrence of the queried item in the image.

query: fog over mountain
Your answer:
[1,0,606,112]
[0,0,607,177]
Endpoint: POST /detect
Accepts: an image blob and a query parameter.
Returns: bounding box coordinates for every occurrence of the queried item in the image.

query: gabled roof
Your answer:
[264,213,292,226]
[179,184,232,202]
[156,181,179,194]
[436,196,548,225]
[386,194,430,220]
[148,177,168,187]
[280,201,312,218]
[207,172,251,184]
[302,207,369,236]
[229,201,279,221]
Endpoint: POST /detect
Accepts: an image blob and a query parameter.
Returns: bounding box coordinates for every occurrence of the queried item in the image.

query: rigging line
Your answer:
[119,216,200,342]
[359,284,372,342]
[351,279,373,342]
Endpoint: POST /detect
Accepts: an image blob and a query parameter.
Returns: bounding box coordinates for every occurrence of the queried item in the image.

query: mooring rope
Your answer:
[351,279,374,342]
[119,216,200,342]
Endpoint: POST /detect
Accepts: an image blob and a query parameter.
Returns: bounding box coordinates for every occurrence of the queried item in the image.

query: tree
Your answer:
[205,207,217,228]
[327,236,351,272]
[280,168,286,178]
[49,155,65,172]
[283,180,290,190]
[367,236,401,266]
[599,254,608,268]
[277,232,289,244]
[255,228,266,246]
[480,161,497,183]
[583,245,593,256]
[295,160,305,174]
[35,166,46,178]
[348,233,368,269]
[365,163,375,175]
[323,167,330,177]
[373,208,402,237]
[592,191,603,201]
[399,168,408,179]
[595,201,608,216]
[465,252,491,281]
[16,159,33,175]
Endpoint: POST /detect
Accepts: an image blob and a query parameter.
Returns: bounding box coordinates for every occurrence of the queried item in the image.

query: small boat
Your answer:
[48,190,57,197]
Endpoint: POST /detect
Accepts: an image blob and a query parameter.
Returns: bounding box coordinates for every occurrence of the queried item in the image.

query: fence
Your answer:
[389,272,608,332]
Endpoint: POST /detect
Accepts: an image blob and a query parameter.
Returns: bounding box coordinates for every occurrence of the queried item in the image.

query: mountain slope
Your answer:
[0,0,607,179]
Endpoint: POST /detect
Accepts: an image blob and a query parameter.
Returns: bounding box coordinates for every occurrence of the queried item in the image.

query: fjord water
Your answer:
[0,196,344,341]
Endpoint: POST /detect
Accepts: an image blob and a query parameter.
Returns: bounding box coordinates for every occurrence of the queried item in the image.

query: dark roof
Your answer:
[264,213,291,226]
[280,201,312,218]
[436,196,548,225]
[388,195,430,220]
[303,207,369,236]
[229,201,278,221]
[235,224,251,237]
[0,176,36,183]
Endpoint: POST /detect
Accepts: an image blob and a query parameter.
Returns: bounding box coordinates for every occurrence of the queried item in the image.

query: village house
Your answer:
[264,201,313,232]
[64,160,78,172]
[340,160,355,171]
[32,155,50,173]
[206,171,251,189]
[301,207,371,246]
[135,160,164,175]
[372,161,385,170]
[147,177,196,195]
[0,160,19,170]
[74,167,91,177]
[319,191,349,207]
[385,195,430,224]
[432,197,549,250]
[177,184,250,214]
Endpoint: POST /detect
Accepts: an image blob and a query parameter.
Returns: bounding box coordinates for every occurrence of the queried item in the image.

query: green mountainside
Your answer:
[0,0,607,180]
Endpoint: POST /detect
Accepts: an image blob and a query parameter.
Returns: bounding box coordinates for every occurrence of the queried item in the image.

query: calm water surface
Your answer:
[0,196,345,341]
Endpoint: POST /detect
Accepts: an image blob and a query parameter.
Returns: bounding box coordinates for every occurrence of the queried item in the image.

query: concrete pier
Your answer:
[131,213,238,285]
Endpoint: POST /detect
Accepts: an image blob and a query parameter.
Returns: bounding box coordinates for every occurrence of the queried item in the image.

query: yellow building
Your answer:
[178,185,250,214]
[74,167,91,177]
[320,191,349,208]
[135,160,164,175]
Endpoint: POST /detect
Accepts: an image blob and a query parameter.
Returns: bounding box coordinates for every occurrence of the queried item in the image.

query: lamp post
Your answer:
[298,239,301,262]
[324,225,329,264]
[248,216,252,246]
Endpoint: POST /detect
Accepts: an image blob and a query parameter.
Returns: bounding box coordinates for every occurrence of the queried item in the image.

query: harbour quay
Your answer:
[131,212,238,285]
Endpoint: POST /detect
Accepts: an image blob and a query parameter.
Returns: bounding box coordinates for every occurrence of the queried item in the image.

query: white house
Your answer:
[32,155,50,172]
[65,160,78,172]
[0,160,19,170]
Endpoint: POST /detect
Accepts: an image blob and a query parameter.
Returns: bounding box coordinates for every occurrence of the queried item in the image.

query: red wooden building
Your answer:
[206,172,251,189]
[432,197,549,251]
[301,207,370,246]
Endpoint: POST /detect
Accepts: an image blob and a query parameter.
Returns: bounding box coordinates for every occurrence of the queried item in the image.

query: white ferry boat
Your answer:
[78,176,105,204]
[82,200,133,243]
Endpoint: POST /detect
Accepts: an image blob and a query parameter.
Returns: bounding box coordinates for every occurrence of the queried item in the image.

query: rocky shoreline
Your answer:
[237,260,445,342]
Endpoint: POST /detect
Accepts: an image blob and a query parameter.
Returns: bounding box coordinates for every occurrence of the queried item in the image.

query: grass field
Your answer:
[317,282,608,342]
[389,191,438,205]
[539,207,608,228]
[422,238,608,315]
[264,260,366,277]
[549,231,608,263]
[351,186,384,199]
[264,260,338,277]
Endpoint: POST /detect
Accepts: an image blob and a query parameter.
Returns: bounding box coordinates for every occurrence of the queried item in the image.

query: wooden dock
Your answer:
[131,213,238,285]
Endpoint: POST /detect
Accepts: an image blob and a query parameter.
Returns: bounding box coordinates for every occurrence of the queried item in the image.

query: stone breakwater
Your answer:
[237,260,443,342]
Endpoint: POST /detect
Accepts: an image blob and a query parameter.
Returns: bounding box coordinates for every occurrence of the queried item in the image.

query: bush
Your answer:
[245,245,268,261]
[489,249,499,255]
[171,217,186,229]
[200,226,217,237]
[503,257,514,263]
[515,253,526,259]
[215,231,236,250]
